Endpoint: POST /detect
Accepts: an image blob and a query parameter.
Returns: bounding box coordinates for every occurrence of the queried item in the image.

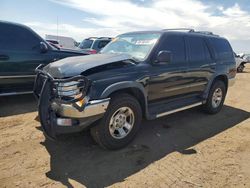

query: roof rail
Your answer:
[162,28,195,32]
[192,31,219,36]
[162,29,219,36]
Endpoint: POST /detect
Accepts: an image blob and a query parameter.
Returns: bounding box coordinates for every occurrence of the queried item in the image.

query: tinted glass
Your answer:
[209,38,233,60]
[187,36,207,65]
[158,35,186,64]
[97,40,110,49]
[0,23,41,51]
[79,39,93,49]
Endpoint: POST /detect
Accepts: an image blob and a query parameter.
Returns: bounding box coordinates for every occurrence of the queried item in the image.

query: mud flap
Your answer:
[38,79,57,140]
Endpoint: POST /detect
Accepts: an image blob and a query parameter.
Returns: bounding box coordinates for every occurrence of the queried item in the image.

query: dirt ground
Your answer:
[0,65,250,188]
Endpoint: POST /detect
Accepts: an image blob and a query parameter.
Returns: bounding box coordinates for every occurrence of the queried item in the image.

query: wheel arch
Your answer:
[101,81,147,118]
[203,74,228,99]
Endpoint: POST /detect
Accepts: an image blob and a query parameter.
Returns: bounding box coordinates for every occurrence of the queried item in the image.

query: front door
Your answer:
[147,34,190,103]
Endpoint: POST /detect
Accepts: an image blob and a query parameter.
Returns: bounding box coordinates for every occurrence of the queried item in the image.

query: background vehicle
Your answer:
[235,52,249,72]
[35,29,236,150]
[78,37,112,54]
[46,39,62,49]
[45,34,78,49]
[0,21,88,96]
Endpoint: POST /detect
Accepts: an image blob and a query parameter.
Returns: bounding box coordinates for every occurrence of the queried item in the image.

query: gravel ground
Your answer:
[0,65,250,188]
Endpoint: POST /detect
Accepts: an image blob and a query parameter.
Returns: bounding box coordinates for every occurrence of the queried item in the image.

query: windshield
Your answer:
[79,39,94,49]
[101,33,161,60]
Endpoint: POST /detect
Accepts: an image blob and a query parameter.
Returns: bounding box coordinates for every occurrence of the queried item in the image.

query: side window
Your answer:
[157,35,186,64]
[0,24,40,51]
[187,36,208,65]
[209,38,233,60]
[97,40,110,49]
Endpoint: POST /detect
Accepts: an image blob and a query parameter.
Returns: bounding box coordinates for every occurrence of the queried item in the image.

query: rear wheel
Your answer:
[203,80,226,114]
[90,93,142,150]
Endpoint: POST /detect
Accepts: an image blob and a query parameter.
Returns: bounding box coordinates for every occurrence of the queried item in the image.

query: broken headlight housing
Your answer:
[54,76,90,104]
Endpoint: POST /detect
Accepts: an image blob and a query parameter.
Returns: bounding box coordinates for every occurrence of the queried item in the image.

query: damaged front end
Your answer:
[34,65,109,139]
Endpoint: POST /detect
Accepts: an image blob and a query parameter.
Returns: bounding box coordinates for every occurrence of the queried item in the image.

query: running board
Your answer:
[156,102,203,118]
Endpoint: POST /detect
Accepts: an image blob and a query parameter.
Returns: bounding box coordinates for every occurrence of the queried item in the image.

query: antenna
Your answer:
[57,16,58,41]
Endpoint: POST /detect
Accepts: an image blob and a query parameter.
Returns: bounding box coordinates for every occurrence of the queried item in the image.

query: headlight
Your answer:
[56,79,87,102]
[58,81,80,96]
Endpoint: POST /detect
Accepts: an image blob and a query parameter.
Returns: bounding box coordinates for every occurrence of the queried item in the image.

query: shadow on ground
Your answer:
[41,105,250,188]
[0,94,37,117]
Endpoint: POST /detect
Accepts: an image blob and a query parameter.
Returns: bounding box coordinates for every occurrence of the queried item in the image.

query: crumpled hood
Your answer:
[43,53,133,78]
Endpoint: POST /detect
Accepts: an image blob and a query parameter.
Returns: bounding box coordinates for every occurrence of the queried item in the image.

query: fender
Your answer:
[101,81,147,98]
[202,73,228,99]
[100,81,152,119]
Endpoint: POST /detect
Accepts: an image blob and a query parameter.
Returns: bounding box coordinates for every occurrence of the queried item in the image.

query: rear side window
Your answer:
[79,39,93,49]
[158,35,186,64]
[187,36,211,65]
[97,40,110,49]
[209,38,233,60]
[0,23,40,51]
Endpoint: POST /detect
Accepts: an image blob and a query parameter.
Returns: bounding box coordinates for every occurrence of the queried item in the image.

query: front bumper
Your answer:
[34,65,110,137]
[51,98,110,118]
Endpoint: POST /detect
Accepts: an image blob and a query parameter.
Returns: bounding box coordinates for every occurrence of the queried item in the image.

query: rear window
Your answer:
[79,39,93,49]
[209,38,233,60]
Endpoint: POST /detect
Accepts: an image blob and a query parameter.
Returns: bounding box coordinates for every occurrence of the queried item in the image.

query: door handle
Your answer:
[0,55,9,60]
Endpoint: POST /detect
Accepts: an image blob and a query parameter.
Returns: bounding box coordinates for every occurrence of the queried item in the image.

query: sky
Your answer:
[1,0,250,53]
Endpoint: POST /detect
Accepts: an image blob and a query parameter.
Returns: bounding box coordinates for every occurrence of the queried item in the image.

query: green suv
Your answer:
[0,21,88,96]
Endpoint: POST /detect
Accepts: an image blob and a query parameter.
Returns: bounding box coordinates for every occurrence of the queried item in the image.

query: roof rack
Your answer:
[192,31,219,36]
[163,28,219,36]
[162,28,195,32]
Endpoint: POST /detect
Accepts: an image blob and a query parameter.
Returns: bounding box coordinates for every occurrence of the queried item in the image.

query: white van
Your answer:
[45,34,78,49]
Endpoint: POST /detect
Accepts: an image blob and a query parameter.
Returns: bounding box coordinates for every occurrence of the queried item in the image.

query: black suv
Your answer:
[34,29,236,150]
[0,21,88,96]
[78,37,112,54]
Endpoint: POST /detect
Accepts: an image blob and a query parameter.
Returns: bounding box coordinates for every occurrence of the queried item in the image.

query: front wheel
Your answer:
[90,93,142,150]
[203,80,226,114]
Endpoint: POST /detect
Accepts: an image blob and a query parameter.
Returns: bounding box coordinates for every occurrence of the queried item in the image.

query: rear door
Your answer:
[185,35,214,95]
[0,23,46,94]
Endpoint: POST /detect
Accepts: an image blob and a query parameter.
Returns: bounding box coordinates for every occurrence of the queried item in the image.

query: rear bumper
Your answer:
[228,78,235,87]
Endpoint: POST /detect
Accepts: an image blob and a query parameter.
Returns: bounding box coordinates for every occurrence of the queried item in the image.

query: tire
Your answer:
[90,93,142,150]
[203,80,226,114]
[237,64,244,73]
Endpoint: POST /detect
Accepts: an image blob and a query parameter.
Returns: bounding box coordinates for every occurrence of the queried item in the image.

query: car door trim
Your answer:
[0,75,36,79]
[164,81,207,92]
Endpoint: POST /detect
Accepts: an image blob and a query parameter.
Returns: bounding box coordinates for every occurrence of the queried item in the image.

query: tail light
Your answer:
[88,49,97,54]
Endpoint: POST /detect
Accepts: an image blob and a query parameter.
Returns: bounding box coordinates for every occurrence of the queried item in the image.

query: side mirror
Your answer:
[40,42,48,53]
[156,50,172,63]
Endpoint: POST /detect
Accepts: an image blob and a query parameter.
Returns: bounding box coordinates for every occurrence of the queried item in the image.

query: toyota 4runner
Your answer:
[34,29,236,150]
